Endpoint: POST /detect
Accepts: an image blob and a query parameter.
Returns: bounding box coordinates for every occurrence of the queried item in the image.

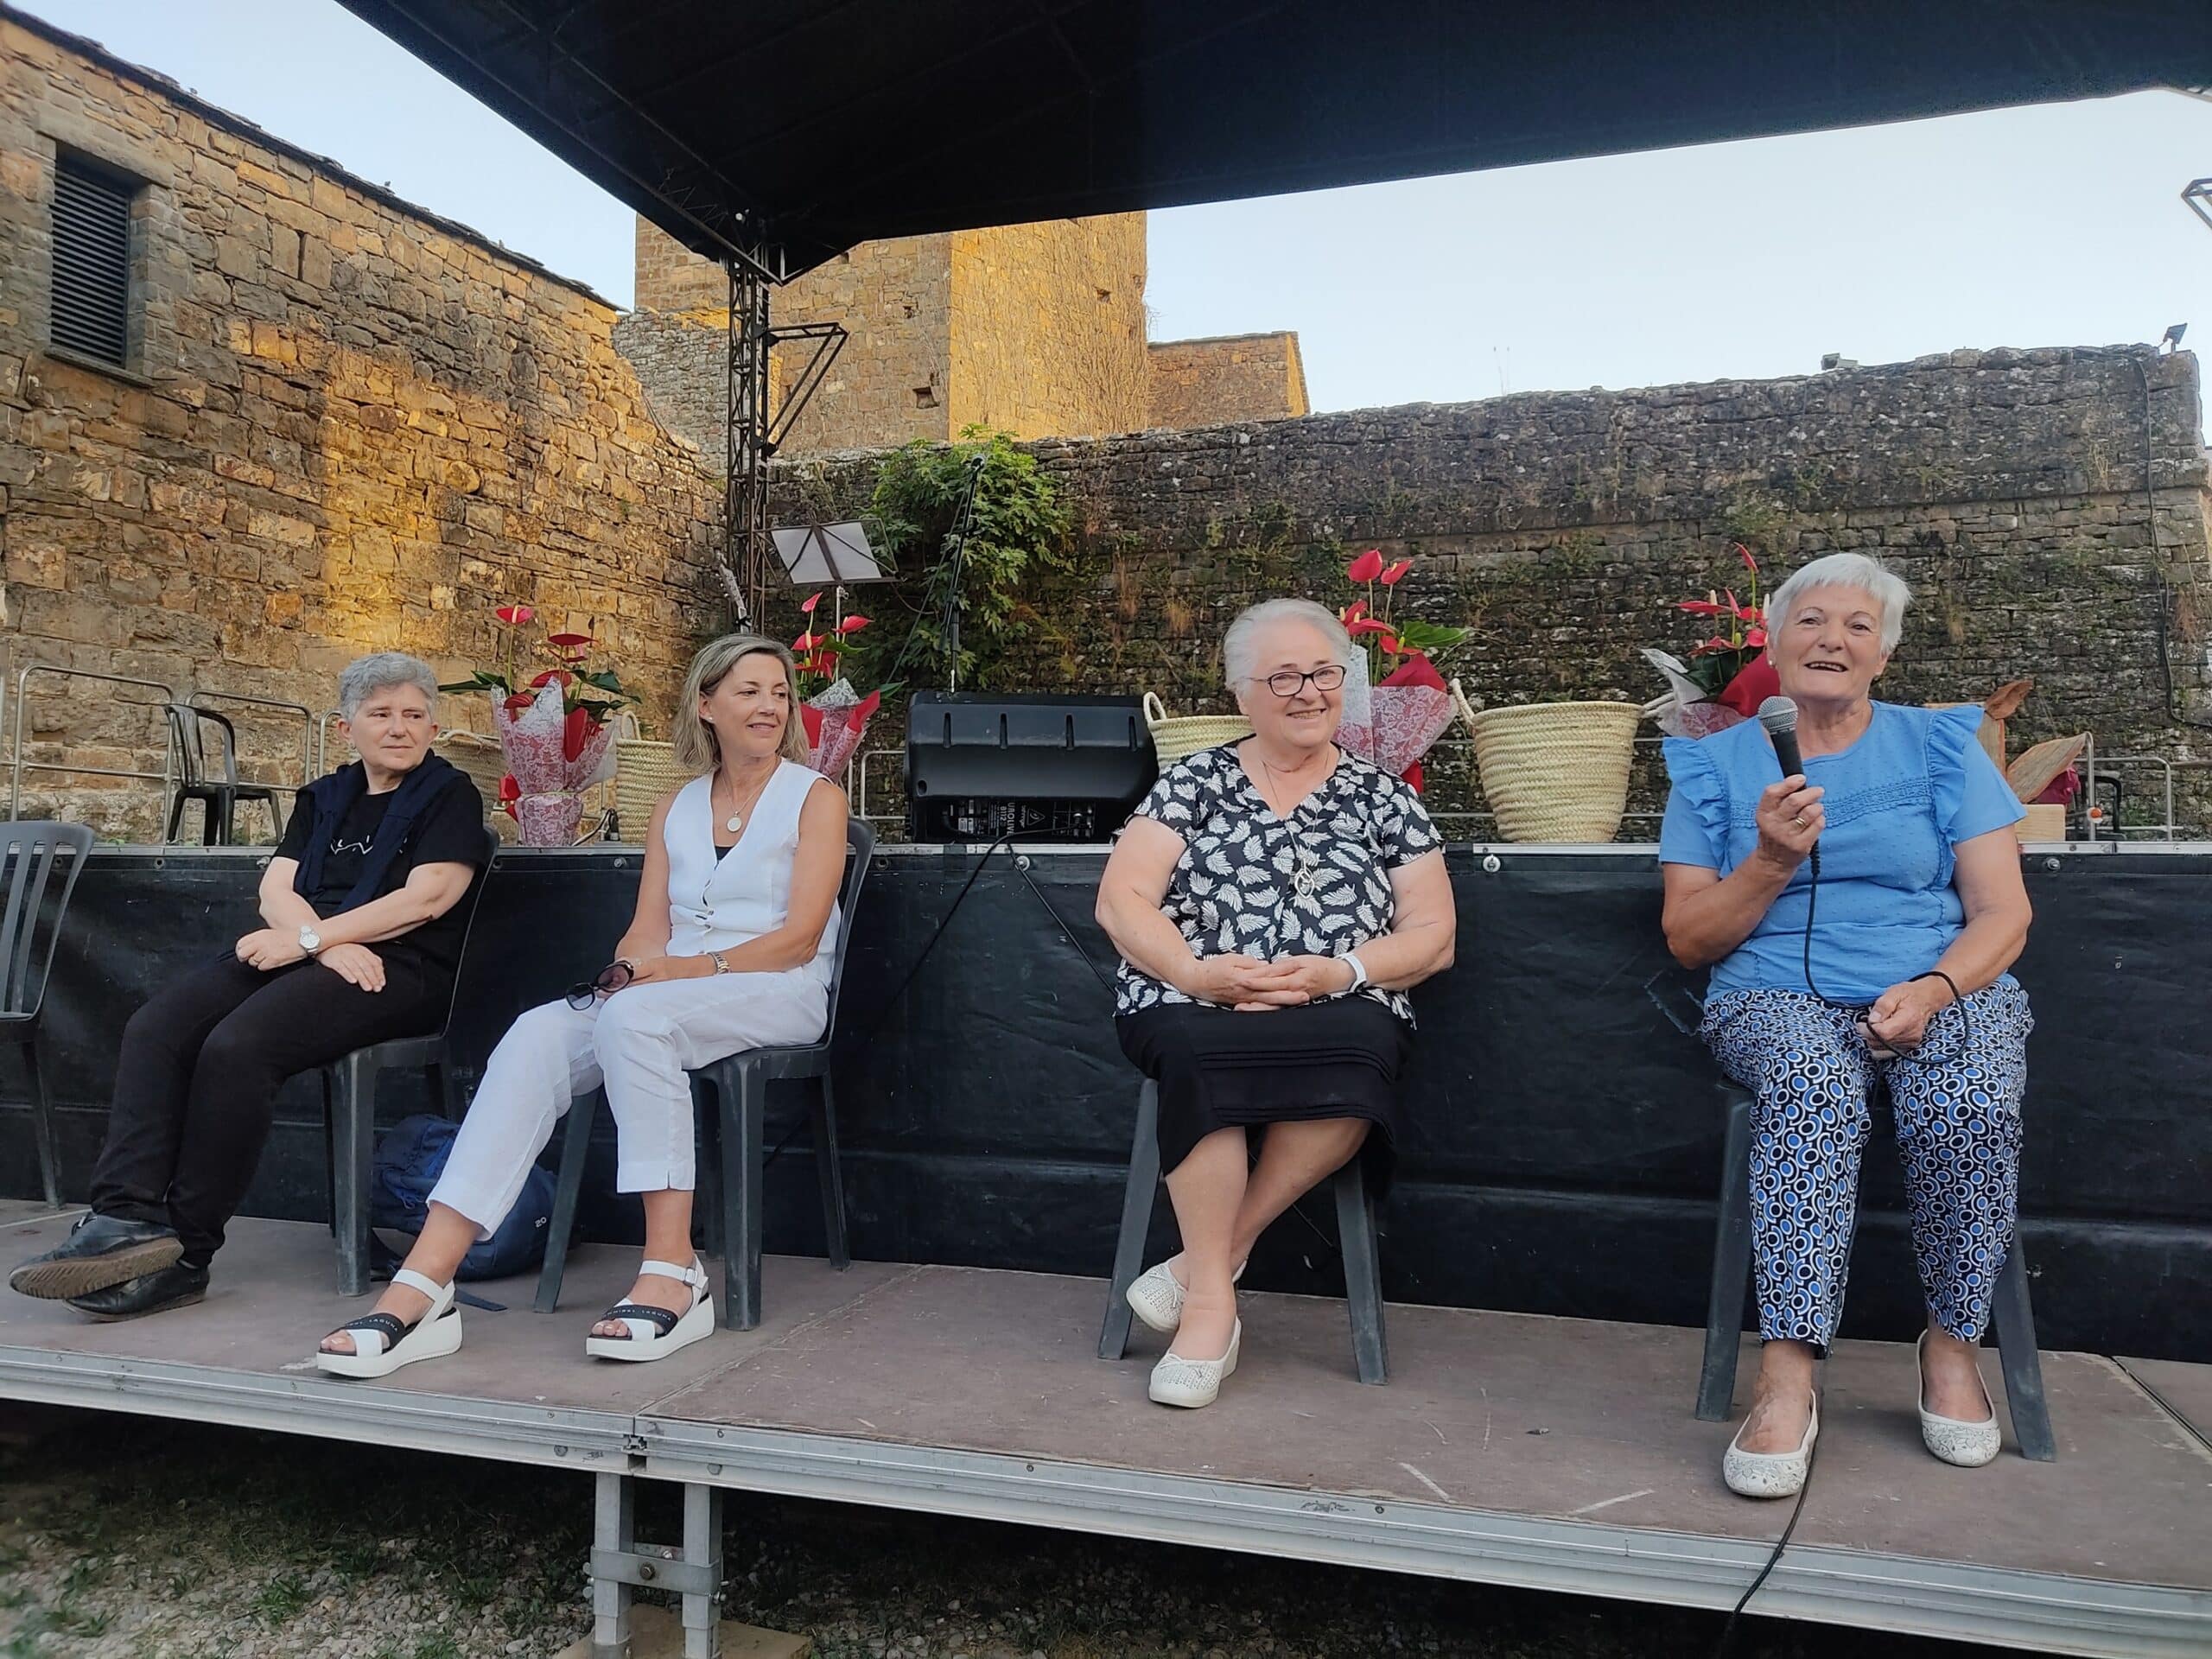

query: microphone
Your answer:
[1757,695,1804,781]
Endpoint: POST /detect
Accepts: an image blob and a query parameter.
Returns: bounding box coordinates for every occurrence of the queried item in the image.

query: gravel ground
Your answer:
[0,1404,2012,1659]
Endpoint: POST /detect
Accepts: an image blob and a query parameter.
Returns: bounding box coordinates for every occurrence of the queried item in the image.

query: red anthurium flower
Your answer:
[529,668,575,689]
[1346,548,1386,584]
[1744,628,1769,649]
[1378,558,1414,586]
[547,632,592,650]
[1737,543,1759,575]
[561,705,592,762]
[1688,634,1735,656]
[1343,600,1367,623]
[836,615,870,634]
[494,603,535,626]
[1677,600,1726,615]
[800,592,821,614]
[793,631,817,652]
[1377,633,1402,654]
[502,691,535,716]
[1345,618,1392,636]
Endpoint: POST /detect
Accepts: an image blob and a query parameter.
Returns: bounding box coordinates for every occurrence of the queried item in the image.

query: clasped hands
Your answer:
[232,928,386,991]
[1186,953,1357,1012]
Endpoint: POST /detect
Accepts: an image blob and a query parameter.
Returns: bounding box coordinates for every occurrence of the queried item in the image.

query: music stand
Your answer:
[771,522,888,590]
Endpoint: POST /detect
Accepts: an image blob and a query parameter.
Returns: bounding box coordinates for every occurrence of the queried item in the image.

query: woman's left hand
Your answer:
[1248,955,1357,1007]
[620,955,711,988]
[1865,976,1953,1052]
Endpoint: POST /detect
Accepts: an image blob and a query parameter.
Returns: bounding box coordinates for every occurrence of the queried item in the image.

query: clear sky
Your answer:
[21,0,2212,422]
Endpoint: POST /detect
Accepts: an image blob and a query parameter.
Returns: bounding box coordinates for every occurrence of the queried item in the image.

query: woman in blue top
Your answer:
[1660,553,2033,1499]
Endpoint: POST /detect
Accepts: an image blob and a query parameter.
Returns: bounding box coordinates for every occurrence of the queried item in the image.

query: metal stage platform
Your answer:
[1,1205,2205,1656]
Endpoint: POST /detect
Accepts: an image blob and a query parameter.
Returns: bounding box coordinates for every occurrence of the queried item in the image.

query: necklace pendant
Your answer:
[724,812,744,834]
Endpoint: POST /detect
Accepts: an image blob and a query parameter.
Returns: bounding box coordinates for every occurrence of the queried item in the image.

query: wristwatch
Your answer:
[297,925,321,957]
[1341,952,1370,994]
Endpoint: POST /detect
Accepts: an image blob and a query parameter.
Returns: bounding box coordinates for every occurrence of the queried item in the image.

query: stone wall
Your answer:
[772,347,2212,835]
[626,214,1147,457]
[947,216,1147,441]
[0,10,723,836]
[1147,332,1310,429]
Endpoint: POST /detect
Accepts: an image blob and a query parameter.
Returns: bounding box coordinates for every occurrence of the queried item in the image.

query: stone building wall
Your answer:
[772,347,2212,834]
[1147,332,1310,429]
[0,10,723,836]
[625,214,1147,457]
[946,216,1148,440]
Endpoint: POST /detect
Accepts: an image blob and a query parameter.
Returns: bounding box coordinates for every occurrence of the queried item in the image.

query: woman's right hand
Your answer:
[1182,954,1304,1008]
[1752,776,1826,871]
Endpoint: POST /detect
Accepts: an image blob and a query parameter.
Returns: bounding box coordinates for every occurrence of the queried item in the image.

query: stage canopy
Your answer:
[337,1,2212,280]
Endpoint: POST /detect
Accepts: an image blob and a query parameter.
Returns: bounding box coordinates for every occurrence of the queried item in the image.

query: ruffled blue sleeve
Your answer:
[1929,704,2024,846]
[1658,736,1727,868]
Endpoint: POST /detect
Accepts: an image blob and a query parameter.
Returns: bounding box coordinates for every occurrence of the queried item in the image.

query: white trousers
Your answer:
[429,969,829,1239]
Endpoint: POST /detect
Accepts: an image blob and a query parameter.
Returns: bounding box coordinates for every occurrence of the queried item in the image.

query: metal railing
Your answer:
[8,666,179,822]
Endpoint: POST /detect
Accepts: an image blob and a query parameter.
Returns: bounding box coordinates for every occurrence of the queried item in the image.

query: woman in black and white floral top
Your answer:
[1096,599,1458,1410]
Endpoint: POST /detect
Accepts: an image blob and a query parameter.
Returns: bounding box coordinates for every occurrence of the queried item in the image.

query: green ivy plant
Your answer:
[861,427,1071,691]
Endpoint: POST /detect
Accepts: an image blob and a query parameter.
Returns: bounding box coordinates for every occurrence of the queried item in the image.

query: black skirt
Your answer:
[1115,996,1412,1193]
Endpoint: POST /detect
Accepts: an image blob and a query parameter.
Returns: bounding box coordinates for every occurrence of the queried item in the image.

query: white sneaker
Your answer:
[1125,1258,1243,1335]
[1148,1319,1241,1408]
[1723,1392,1818,1498]
[1917,1332,2002,1467]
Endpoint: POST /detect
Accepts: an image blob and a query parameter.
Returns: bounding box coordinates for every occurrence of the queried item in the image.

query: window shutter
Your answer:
[50,156,133,366]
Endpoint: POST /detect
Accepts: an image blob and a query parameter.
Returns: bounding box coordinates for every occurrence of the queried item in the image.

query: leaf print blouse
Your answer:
[1113,743,1443,1021]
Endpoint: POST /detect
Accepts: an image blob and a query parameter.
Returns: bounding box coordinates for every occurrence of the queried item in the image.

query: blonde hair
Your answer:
[672,633,809,772]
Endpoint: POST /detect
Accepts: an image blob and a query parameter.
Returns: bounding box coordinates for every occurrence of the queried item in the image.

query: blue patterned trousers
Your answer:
[1701,978,2032,1352]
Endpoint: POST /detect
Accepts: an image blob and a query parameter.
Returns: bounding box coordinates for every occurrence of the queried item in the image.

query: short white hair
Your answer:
[1222,598,1352,689]
[1768,553,1911,652]
[337,652,439,720]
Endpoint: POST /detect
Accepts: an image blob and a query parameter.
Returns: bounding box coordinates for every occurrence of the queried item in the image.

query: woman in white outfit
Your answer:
[317,632,847,1376]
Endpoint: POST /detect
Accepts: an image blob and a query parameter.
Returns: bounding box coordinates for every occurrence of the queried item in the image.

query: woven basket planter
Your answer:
[1142,692,1252,766]
[613,738,696,839]
[1469,701,1643,843]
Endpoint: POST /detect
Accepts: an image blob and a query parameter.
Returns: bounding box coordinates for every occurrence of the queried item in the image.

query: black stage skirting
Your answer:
[7,845,2207,1363]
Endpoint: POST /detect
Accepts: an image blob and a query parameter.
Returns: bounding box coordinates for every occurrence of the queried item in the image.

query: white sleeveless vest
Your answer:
[664,760,837,983]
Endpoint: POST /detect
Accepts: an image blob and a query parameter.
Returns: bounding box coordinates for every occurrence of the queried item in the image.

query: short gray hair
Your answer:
[337,652,439,720]
[1768,553,1912,652]
[1222,598,1352,689]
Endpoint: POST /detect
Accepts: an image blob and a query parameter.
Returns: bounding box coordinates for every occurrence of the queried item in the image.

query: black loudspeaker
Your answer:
[905,691,1158,843]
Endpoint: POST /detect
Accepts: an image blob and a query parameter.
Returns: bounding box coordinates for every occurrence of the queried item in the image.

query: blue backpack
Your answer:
[370,1114,555,1281]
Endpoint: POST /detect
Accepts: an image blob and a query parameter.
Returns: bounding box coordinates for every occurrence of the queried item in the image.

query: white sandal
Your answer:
[1148,1319,1241,1408]
[315,1268,463,1380]
[1723,1392,1819,1498]
[1126,1259,1244,1335]
[584,1257,715,1363]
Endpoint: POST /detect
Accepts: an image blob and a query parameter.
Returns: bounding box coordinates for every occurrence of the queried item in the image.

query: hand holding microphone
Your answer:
[1753,696,1824,872]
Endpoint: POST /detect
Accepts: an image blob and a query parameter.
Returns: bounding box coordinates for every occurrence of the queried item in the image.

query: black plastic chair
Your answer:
[165,703,286,846]
[535,819,877,1330]
[0,823,95,1207]
[320,826,500,1295]
[1097,1077,1390,1384]
[1695,1079,2056,1460]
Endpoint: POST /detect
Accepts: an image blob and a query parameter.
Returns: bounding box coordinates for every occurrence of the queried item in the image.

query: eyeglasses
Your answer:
[565,959,635,1009]
[1259,664,1346,698]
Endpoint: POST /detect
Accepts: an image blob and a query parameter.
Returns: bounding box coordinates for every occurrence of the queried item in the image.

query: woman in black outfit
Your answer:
[1095,599,1457,1409]
[10,652,486,1319]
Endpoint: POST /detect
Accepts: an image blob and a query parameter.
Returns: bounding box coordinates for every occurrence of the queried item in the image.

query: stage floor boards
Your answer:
[1,1203,2206,1656]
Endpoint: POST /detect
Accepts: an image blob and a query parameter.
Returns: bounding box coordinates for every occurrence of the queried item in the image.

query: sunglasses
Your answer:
[565,959,635,1009]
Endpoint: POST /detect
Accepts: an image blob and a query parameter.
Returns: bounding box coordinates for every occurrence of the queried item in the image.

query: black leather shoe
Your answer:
[66,1261,210,1321]
[9,1212,183,1300]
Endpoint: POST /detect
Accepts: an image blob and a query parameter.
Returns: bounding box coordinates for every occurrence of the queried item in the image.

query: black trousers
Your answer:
[88,952,446,1262]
